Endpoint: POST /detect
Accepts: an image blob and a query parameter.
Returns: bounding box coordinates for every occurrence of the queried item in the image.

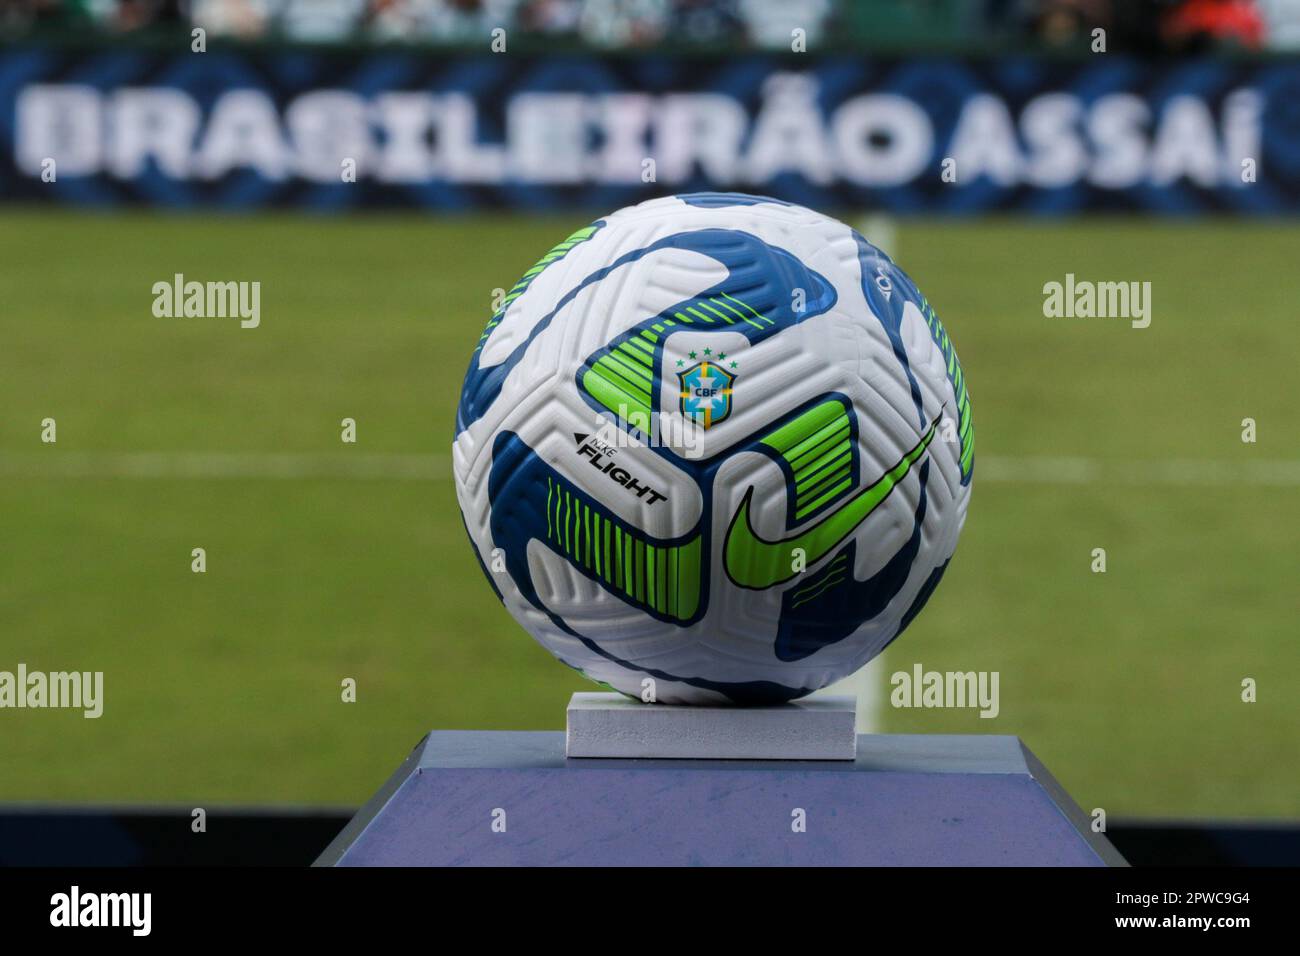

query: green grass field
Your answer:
[1,210,1296,818]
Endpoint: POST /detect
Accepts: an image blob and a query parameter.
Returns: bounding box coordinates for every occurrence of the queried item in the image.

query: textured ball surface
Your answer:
[454,194,973,704]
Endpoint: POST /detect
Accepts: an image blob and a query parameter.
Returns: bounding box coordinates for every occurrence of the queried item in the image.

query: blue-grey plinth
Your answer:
[317,731,1126,866]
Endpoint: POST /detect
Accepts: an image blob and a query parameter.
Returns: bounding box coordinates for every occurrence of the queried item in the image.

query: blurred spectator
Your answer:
[274,0,369,41]
[1110,0,1173,54]
[114,0,183,32]
[15,0,184,33]
[1161,0,1265,50]
[1030,0,1115,47]
[0,0,1282,50]
[1258,0,1300,46]
[737,0,832,48]
[516,0,582,35]
[367,0,521,45]
[576,0,671,48]
[1021,0,1268,54]
[0,0,67,37]
[190,0,272,39]
[671,0,741,45]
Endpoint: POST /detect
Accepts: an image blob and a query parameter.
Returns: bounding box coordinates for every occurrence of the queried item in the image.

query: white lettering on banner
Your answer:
[286,90,371,182]
[439,93,505,182]
[13,79,1264,192]
[833,94,932,186]
[509,92,587,183]
[109,88,200,179]
[1021,93,1087,187]
[744,73,834,185]
[372,92,437,182]
[1222,89,1261,183]
[1151,95,1221,187]
[192,89,290,180]
[16,84,102,176]
[1087,93,1150,187]
[652,93,747,183]
[950,94,1020,186]
[592,93,654,183]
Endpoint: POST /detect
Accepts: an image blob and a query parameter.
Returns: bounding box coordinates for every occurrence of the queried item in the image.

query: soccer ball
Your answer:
[453,193,973,705]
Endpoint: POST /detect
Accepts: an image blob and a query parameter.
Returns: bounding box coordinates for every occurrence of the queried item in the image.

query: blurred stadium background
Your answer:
[2,0,1298,51]
[1,0,1297,856]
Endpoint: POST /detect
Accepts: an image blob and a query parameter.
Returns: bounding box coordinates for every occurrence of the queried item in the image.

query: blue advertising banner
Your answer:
[2,48,1298,213]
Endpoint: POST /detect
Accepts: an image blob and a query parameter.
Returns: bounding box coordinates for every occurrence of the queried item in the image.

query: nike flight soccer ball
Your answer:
[453,193,973,705]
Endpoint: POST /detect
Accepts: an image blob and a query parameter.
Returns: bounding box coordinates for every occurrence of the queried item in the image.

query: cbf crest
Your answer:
[677,356,737,429]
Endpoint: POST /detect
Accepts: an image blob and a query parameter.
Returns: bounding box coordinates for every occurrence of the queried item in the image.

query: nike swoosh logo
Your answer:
[723,415,940,590]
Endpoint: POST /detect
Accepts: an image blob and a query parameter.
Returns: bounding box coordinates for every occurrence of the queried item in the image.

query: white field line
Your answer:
[4,449,1292,734]
[977,456,1300,487]
[818,655,889,735]
[1,452,1298,486]
[0,451,450,481]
